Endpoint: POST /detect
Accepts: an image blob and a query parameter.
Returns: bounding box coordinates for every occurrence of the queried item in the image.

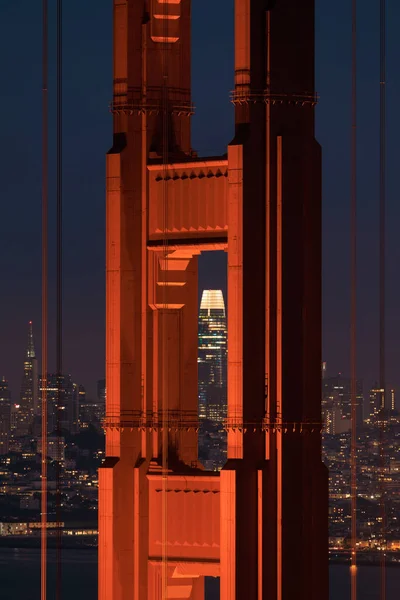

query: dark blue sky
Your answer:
[0,0,399,399]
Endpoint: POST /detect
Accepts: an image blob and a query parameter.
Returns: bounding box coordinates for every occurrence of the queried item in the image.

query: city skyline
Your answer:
[3,314,399,414]
[0,318,106,455]
[3,316,397,412]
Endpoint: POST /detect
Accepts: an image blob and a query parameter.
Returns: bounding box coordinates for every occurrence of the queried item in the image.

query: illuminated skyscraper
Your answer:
[198,290,227,470]
[369,383,395,419]
[17,322,38,436]
[0,377,11,454]
[390,388,396,412]
[322,361,327,379]
[71,382,80,434]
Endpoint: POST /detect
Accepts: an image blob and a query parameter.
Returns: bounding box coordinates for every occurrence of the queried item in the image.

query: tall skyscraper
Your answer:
[61,374,75,433]
[39,374,57,434]
[78,385,88,429]
[198,290,227,470]
[71,382,80,434]
[322,361,327,379]
[17,321,38,436]
[368,383,394,420]
[0,377,11,454]
[390,388,396,412]
[97,379,106,402]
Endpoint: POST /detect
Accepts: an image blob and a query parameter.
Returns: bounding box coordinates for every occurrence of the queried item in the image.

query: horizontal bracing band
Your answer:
[230,89,318,106]
[110,86,194,116]
[103,419,323,434]
[153,489,220,494]
[147,236,227,249]
[110,102,194,117]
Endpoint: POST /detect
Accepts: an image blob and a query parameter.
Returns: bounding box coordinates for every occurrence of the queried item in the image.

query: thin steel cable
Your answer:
[141,10,148,463]
[350,1,358,598]
[379,0,387,597]
[41,1,48,599]
[56,1,63,597]
[265,7,271,462]
[161,3,169,597]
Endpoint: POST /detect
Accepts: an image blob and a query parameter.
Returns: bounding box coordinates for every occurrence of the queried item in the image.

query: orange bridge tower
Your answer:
[99,1,328,599]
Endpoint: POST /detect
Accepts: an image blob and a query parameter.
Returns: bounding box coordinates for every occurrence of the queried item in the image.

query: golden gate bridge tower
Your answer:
[99,1,328,598]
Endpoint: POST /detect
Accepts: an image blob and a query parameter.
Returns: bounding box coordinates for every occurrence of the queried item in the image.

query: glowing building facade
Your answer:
[198,289,227,470]
[198,289,227,420]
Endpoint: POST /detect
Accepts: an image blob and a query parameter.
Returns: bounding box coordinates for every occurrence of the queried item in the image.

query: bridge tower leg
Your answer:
[99,2,194,599]
[220,2,328,599]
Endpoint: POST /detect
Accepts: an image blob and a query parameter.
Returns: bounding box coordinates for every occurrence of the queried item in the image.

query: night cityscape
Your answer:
[0,315,399,558]
[1,0,400,598]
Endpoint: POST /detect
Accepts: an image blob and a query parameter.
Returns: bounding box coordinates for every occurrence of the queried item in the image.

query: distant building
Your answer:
[198,290,227,421]
[96,379,106,424]
[322,361,327,380]
[0,377,11,454]
[39,374,59,434]
[78,386,88,429]
[198,290,227,470]
[368,384,394,420]
[20,496,40,511]
[368,385,379,420]
[71,382,81,433]
[37,435,65,462]
[78,384,86,414]
[39,373,78,434]
[323,402,351,435]
[10,403,20,435]
[17,322,38,436]
[97,379,106,406]
[79,399,103,431]
[322,373,364,428]
[390,388,396,412]
[61,374,76,433]
[76,382,105,431]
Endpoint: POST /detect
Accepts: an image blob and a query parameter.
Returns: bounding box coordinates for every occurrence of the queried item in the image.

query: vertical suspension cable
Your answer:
[56,1,63,598]
[379,0,387,598]
[141,10,148,465]
[350,1,358,598]
[264,22,272,599]
[265,9,271,463]
[41,1,48,599]
[161,3,169,597]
